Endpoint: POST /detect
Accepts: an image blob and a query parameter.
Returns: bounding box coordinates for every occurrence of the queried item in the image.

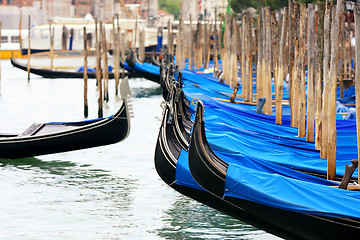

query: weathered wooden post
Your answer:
[315,3,325,150]
[241,14,247,98]
[198,19,204,70]
[204,20,211,70]
[121,32,126,78]
[321,0,333,158]
[203,19,208,69]
[247,17,254,102]
[167,20,172,54]
[194,21,199,70]
[288,0,295,126]
[257,8,264,101]
[264,7,273,115]
[276,8,288,125]
[62,25,67,50]
[83,27,88,118]
[207,21,213,70]
[231,18,238,89]
[224,13,231,85]
[271,11,279,93]
[96,19,103,118]
[339,16,346,98]
[292,2,300,128]
[95,17,100,83]
[117,16,121,88]
[102,26,109,102]
[298,4,307,138]
[134,15,138,51]
[139,29,145,62]
[348,14,353,79]
[306,4,316,142]
[175,18,183,68]
[49,24,54,70]
[113,16,119,95]
[327,0,344,180]
[189,14,193,71]
[213,10,218,77]
[218,14,224,69]
[354,0,360,184]
[27,15,31,81]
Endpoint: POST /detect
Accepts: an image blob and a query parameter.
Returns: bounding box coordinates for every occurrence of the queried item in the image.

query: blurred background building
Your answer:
[181,0,228,21]
[0,0,183,28]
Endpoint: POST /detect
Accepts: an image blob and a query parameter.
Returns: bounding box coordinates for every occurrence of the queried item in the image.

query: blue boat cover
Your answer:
[224,162,360,219]
[134,62,160,75]
[76,66,96,72]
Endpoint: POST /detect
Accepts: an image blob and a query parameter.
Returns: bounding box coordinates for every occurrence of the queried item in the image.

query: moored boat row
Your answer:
[150,49,360,239]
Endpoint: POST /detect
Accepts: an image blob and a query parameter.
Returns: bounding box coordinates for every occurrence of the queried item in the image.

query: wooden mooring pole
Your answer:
[257,8,264,102]
[241,13,247,99]
[327,0,344,180]
[49,24,54,70]
[354,1,360,184]
[189,14,193,71]
[321,1,332,158]
[275,8,287,125]
[213,10,218,78]
[102,24,109,102]
[139,29,145,62]
[306,4,316,142]
[247,15,254,102]
[288,0,295,127]
[83,27,88,118]
[113,16,120,95]
[27,15,31,81]
[264,7,272,115]
[121,32,126,78]
[292,2,300,128]
[315,2,325,150]
[96,19,103,118]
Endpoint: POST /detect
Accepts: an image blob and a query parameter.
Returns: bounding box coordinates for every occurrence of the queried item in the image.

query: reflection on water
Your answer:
[0,157,77,174]
[157,195,271,240]
[0,157,135,212]
[132,86,162,98]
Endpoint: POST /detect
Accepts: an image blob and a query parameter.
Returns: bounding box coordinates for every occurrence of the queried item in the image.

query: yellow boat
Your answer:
[1,29,26,59]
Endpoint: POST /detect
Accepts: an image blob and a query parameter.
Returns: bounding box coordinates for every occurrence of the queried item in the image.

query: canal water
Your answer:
[0,60,279,239]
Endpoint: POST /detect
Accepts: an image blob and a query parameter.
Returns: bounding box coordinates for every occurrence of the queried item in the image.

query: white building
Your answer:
[42,0,73,20]
[182,0,228,21]
[92,0,114,23]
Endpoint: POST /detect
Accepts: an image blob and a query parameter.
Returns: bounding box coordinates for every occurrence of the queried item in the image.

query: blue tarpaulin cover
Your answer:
[76,66,96,72]
[224,163,360,219]
[154,61,360,222]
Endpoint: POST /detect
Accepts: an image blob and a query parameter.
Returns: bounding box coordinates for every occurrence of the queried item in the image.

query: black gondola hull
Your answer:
[126,50,160,83]
[0,106,128,159]
[187,101,360,240]
[0,78,132,159]
[154,100,302,240]
[10,57,136,79]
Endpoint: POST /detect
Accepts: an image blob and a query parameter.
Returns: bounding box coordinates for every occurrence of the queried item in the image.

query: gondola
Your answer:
[10,56,135,79]
[154,85,300,240]
[188,100,360,240]
[160,63,192,121]
[150,51,161,66]
[160,62,174,101]
[0,77,132,159]
[125,49,160,83]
